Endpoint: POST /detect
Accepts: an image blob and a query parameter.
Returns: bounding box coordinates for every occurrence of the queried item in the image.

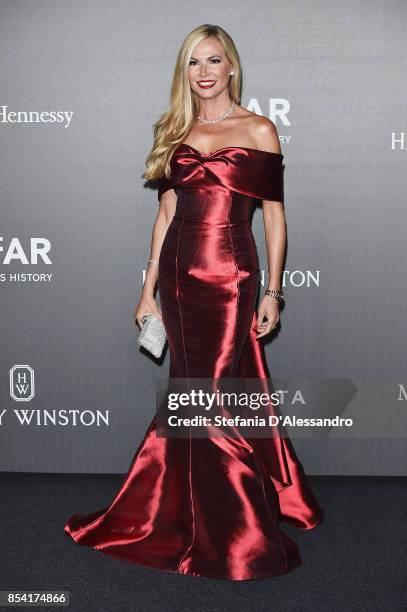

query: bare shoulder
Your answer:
[250,114,282,155]
[232,106,282,153]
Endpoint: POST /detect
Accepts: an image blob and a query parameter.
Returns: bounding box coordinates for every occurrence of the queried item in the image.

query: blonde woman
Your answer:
[65,24,323,581]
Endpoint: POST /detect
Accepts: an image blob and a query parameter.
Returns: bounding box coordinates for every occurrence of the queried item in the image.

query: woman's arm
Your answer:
[253,118,287,338]
[134,189,177,328]
[262,200,286,293]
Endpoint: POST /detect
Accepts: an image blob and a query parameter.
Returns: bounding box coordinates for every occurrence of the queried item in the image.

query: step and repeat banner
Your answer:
[1,1,406,474]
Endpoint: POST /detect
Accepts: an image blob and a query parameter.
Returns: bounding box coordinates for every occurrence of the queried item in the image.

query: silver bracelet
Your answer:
[148,258,159,265]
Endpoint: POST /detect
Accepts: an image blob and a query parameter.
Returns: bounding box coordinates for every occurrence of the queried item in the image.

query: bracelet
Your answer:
[148,258,159,265]
[264,288,284,302]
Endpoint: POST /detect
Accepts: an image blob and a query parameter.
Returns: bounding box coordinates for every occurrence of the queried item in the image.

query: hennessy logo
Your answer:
[0,105,74,128]
[9,365,35,401]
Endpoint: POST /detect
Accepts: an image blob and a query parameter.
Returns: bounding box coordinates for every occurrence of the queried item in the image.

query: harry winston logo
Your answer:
[9,365,35,401]
[391,132,406,150]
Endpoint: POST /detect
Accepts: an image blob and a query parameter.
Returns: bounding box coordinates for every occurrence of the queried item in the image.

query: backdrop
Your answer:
[1,0,406,474]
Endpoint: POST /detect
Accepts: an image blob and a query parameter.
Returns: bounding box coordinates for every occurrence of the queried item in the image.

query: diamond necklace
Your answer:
[197,100,235,124]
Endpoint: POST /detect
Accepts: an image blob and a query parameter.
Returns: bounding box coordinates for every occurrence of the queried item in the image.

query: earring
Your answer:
[230,72,234,76]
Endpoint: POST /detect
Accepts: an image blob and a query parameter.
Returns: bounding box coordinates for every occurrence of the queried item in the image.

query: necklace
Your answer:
[197,100,235,124]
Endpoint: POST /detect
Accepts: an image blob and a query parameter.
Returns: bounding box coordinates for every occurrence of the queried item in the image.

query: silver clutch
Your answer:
[137,314,167,358]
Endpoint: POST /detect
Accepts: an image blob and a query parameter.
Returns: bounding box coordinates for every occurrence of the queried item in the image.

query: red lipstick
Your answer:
[197,80,216,89]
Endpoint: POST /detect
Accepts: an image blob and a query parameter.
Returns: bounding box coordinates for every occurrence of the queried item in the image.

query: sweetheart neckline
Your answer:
[178,142,284,158]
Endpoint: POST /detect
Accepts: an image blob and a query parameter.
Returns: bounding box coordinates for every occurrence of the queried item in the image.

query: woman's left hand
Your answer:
[254,295,280,338]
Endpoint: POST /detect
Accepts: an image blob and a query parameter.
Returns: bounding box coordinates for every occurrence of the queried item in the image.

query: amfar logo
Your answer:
[9,365,35,401]
[246,99,291,126]
[0,237,53,282]
[0,237,52,264]
[0,105,73,128]
[391,133,407,150]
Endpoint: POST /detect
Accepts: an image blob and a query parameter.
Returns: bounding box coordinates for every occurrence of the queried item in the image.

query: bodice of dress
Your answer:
[157,143,284,222]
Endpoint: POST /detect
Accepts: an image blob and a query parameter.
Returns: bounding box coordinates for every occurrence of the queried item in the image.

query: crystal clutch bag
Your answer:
[137,314,167,358]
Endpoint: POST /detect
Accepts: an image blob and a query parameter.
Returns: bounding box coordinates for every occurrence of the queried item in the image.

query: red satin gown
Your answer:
[64,142,324,581]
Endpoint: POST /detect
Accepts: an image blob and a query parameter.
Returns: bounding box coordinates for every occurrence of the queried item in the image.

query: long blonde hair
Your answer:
[143,24,242,181]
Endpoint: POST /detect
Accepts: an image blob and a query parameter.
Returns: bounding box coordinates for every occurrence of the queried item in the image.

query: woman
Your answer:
[64,24,324,581]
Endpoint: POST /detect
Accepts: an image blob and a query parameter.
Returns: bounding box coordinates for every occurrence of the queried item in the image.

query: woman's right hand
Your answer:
[134,294,162,330]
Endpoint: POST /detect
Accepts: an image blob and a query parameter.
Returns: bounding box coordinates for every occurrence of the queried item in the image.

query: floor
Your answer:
[0,473,405,612]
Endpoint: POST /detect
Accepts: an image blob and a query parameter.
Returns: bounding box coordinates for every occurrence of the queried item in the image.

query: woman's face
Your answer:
[188,37,232,100]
